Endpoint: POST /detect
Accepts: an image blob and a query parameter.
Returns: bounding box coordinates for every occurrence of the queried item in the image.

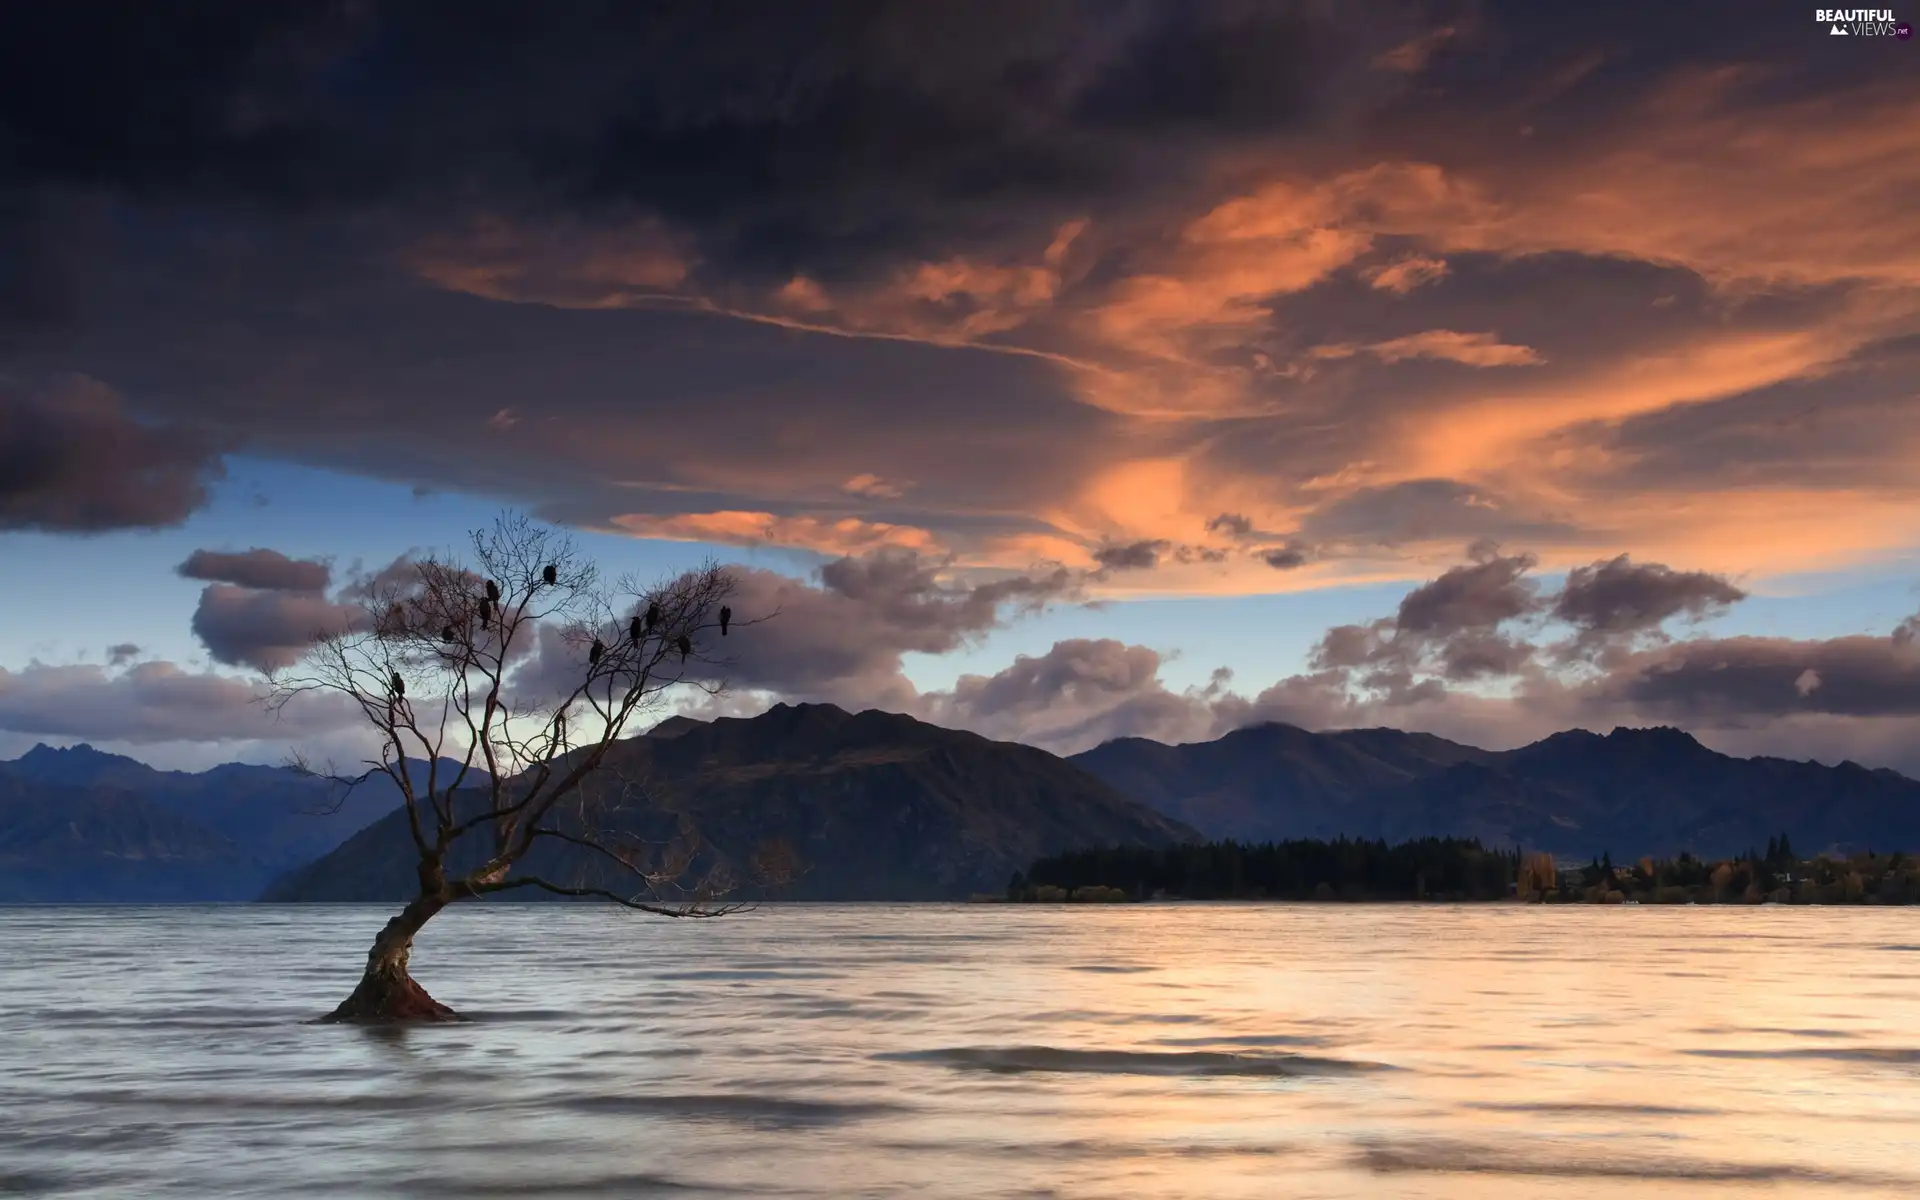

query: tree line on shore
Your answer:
[1000,834,1920,905]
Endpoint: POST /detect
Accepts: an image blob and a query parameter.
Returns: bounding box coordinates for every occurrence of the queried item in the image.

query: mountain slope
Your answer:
[0,776,272,902]
[1071,723,1920,858]
[1069,723,1494,842]
[0,744,479,873]
[266,703,1198,902]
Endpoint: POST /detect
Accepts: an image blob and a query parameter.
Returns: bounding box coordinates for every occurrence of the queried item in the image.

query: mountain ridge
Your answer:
[9,713,1920,903]
[1070,721,1920,858]
[0,744,484,902]
[265,702,1198,903]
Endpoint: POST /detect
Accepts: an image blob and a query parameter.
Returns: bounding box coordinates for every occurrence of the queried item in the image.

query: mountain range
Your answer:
[264,703,1194,902]
[6,707,1920,902]
[1069,722,1920,859]
[0,745,480,902]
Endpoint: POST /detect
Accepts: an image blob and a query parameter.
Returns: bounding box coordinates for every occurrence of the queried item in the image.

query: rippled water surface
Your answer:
[4,904,1920,1198]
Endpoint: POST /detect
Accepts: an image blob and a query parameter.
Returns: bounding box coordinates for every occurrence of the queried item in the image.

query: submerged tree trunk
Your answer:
[319,895,462,1023]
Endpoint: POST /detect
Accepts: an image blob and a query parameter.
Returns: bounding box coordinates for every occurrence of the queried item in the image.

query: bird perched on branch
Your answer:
[719,605,732,636]
[542,564,557,586]
[628,614,643,641]
[390,671,405,697]
[478,597,493,624]
[485,579,500,602]
[676,634,691,662]
[442,624,457,643]
[589,638,605,665]
[645,601,660,633]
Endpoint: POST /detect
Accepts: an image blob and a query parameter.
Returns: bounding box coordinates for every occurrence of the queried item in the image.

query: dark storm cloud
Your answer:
[1393,544,1540,636]
[177,547,331,593]
[104,643,141,667]
[0,0,1419,279]
[175,547,417,675]
[3,0,1915,603]
[1093,539,1169,571]
[1436,630,1535,681]
[188,585,365,674]
[53,266,1128,551]
[0,380,226,532]
[1552,554,1746,639]
[1592,630,1920,721]
[1261,544,1308,570]
[516,549,1089,708]
[927,637,1238,750]
[1206,513,1254,538]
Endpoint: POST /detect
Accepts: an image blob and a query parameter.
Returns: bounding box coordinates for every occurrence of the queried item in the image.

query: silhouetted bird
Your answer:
[589,638,605,665]
[485,579,500,602]
[390,671,405,697]
[645,602,660,633]
[719,605,731,636]
[629,615,643,641]
[542,564,557,585]
[477,597,493,623]
[676,634,691,662]
[442,625,457,643]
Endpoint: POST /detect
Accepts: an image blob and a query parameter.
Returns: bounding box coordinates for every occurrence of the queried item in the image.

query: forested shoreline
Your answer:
[999,835,1920,905]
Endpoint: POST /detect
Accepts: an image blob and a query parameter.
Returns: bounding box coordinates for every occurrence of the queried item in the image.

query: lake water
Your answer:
[3,904,1919,1198]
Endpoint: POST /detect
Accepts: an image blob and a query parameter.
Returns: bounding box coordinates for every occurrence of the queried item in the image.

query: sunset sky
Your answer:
[3,1,1918,773]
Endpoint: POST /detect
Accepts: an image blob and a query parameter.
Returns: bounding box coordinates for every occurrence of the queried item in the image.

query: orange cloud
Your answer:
[610,511,942,556]
[841,473,909,500]
[1363,254,1450,294]
[1373,25,1457,73]
[1312,330,1545,368]
[762,219,1090,346]
[400,70,1920,595]
[1387,79,1920,289]
[410,214,690,308]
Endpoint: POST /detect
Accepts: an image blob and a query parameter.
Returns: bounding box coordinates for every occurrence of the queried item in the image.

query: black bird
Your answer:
[442,624,457,643]
[485,579,501,602]
[719,605,732,636]
[629,615,643,641]
[542,564,557,586]
[589,638,605,665]
[390,671,405,697]
[676,634,691,662]
[645,602,660,633]
[478,597,493,624]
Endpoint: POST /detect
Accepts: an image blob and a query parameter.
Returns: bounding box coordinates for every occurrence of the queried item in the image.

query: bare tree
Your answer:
[269,513,779,1022]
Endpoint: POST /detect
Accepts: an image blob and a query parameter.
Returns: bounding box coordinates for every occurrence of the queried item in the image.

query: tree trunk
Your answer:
[319,895,462,1023]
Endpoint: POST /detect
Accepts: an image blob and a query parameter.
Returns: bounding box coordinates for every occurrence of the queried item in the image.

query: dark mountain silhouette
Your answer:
[0,744,484,902]
[15,713,1920,903]
[1070,723,1920,859]
[0,774,272,902]
[265,703,1197,902]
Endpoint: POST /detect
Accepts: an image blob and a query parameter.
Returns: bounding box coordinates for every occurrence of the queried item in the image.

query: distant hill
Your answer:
[0,775,272,903]
[1071,723,1920,859]
[265,703,1197,902]
[0,744,482,902]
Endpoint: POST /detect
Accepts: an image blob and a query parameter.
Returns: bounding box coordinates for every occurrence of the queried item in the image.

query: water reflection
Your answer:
[1,904,1917,1197]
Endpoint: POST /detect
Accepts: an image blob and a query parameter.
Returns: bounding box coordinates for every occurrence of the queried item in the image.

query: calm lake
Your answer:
[3,904,1918,1198]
